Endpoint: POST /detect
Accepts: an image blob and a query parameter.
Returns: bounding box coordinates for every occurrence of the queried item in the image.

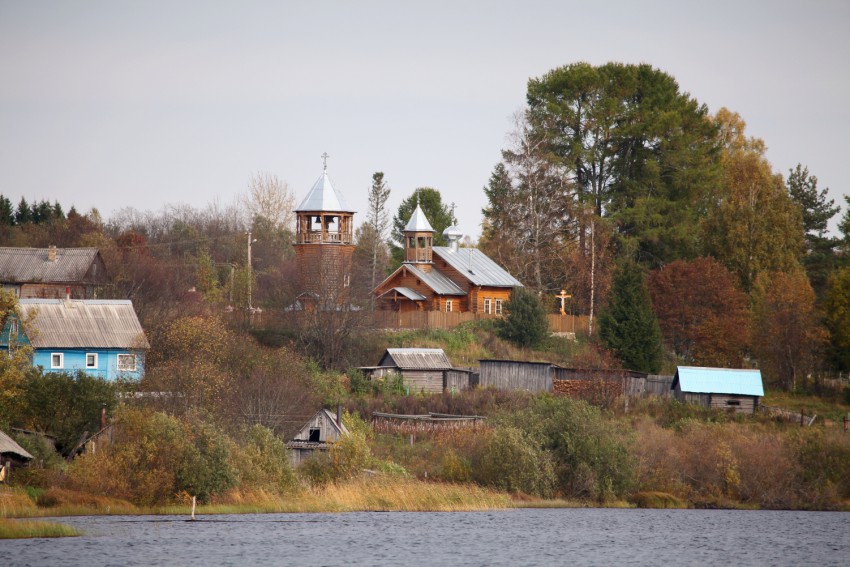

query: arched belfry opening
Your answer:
[293,157,355,305]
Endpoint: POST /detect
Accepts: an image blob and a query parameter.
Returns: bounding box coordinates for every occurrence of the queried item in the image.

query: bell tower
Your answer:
[403,202,434,264]
[293,155,355,305]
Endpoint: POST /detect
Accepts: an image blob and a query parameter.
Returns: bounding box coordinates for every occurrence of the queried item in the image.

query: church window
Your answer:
[484,298,492,314]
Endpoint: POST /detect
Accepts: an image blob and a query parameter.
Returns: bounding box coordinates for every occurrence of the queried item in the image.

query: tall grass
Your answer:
[0,519,80,539]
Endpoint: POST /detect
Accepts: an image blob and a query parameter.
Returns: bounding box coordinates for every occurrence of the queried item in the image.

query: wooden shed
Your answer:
[478,359,553,393]
[286,408,349,467]
[672,366,764,414]
[0,429,33,479]
[361,348,473,394]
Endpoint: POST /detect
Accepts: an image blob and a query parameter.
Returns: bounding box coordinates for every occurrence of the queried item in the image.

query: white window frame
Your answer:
[51,353,64,369]
[85,353,98,369]
[484,298,492,314]
[495,299,503,315]
[10,319,18,335]
[445,299,453,312]
[117,353,137,372]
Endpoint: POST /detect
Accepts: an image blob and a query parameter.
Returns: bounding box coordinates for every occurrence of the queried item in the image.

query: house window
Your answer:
[51,353,64,369]
[445,300,453,312]
[726,400,741,406]
[86,353,98,369]
[495,299,503,315]
[117,354,136,372]
[484,298,492,314]
[309,428,321,442]
[343,274,350,288]
[10,319,18,336]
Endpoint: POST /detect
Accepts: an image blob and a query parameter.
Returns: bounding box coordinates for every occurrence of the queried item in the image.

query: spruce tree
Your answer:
[498,287,549,348]
[598,260,663,373]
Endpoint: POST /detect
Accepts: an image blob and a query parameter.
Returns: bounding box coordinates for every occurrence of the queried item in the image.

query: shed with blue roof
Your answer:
[672,366,764,414]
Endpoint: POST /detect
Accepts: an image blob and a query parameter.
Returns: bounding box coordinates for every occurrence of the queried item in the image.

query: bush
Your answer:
[232,425,297,494]
[473,425,555,497]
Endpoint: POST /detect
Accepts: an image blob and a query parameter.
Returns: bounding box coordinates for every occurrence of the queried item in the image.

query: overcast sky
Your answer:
[1,1,848,240]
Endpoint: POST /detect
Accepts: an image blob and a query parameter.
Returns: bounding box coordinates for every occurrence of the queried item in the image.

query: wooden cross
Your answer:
[321,152,330,171]
[555,289,572,315]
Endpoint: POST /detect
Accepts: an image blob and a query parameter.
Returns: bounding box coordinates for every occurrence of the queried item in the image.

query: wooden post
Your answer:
[191,495,196,520]
[800,409,804,427]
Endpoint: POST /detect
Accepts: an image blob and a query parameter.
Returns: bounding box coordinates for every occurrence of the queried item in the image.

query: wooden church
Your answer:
[293,159,355,308]
[374,204,523,313]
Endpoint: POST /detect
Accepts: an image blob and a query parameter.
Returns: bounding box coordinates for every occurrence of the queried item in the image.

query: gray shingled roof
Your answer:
[403,263,467,296]
[295,171,352,212]
[404,204,434,232]
[17,299,150,349]
[0,429,33,460]
[380,348,454,370]
[0,247,100,283]
[433,247,523,288]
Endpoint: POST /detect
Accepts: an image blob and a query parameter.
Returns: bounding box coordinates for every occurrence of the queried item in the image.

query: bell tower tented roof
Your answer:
[295,171,352,213]
[404,203,434,232]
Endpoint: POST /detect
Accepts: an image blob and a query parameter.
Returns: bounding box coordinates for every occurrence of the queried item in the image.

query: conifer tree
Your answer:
[598,260,663,373]
[498,287,549,348]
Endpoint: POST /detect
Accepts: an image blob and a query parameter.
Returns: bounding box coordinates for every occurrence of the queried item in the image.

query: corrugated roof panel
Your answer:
[433,247,523,288]
[294,171,352,212]
[404,264,467,296]
[403,204,435,232]
[385,348,453,370]
[674,366,764,396]
[0,247,99,283]
[18,299,150,349]
[383,287,426,301]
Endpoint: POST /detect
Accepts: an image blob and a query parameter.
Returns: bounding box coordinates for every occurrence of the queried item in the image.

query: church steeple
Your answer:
[403,203,434,263]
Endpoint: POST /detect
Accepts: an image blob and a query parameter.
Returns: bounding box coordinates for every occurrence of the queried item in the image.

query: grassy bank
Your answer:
[0,518,80,539]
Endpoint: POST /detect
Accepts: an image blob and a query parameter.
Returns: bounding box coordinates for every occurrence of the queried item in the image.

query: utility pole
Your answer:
[246,231,256,311]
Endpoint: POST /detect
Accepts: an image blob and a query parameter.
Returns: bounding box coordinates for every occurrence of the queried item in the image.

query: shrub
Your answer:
[232,425,297,494]
[473,425,555,497]
[497,288,549,348]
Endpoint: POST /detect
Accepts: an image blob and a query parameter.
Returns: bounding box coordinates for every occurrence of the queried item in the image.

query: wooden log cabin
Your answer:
[285,408,349,466]
[0,246,107,299]
[374,204,523,314]
[671,366,764,414]
[359,348,475,394]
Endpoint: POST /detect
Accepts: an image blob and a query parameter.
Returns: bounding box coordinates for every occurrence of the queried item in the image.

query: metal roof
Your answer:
[403,263,467,296]
[433,247,524,288]
[403,204,434,232]
[380,287,426,301]
[381,348,454,370]
[294,171,352,212]
[17,299,150,349]
[0,429,34,460]
[673,366,764,396]
[0,247,101,283]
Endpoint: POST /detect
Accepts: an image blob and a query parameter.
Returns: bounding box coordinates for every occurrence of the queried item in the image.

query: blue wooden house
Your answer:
[1,298,150,381]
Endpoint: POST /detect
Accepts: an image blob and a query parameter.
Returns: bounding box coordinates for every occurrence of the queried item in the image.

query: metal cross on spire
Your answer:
[450,202,456,223]
[321,152,330,171]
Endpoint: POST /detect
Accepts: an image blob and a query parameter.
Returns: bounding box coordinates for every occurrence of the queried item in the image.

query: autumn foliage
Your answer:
[649,257,750,367]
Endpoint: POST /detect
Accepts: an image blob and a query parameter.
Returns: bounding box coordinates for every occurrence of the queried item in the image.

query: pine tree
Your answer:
[598,261,663,373]
[0,196,14,226]
[498,287,549,348]
[366,172,391,295]
[15,197,31,225]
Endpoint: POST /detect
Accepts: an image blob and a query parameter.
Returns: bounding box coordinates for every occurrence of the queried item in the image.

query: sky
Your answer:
[1,1,848,240]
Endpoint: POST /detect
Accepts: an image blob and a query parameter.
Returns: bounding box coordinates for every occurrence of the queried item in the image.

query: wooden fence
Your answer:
[371,310,589,334]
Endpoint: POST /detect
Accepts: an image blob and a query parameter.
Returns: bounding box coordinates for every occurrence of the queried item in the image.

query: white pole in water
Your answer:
[191,495,196,520]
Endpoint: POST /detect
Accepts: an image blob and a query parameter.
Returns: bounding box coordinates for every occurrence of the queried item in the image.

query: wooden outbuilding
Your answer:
[360,348,474,394]
[0,429,33,480]
[0,246,107,299]
[672,366,764,414]
[286,408,350,467]
[478,359,553,393]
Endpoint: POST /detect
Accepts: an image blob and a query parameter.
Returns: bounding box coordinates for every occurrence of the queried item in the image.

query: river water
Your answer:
[7,508,850,566]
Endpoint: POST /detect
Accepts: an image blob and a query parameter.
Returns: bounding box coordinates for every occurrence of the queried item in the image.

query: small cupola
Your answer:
[294,157,354,246]
[404,203,434,263]
[442,225,463,252]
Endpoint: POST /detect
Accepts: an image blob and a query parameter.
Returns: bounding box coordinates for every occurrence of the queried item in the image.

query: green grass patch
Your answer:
[0,519,81,539]
[762,390,849,422]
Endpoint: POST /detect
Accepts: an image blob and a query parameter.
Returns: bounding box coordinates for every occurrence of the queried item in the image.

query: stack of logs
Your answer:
[553,379,624,407]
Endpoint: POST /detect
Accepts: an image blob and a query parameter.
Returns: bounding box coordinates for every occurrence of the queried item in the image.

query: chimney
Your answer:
[100,404,107,430]
[336,404,342,428]
[66,286,71,300]
[48,245,57,262]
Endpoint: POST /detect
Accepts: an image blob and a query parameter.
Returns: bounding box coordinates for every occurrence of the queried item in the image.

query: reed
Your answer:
[0,519,81,539]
